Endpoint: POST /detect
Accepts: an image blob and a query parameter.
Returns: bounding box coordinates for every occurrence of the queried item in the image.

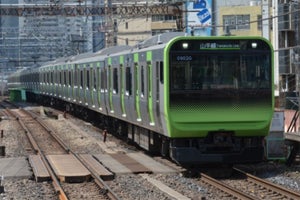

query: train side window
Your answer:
[113,68,118,94]
[97,67,100,90]
[100,69,105,90]
[64,71,67,86]
[69,71,72,86]
[120,64,123,94]
[80,70,83,88]
[126,67,132,96]
[51,72,53,84]
[47,73,50,83]
[74,67,77,87]
[148,62,152,97]
[141,65,144,97]
[93,68,97,90]
[55,70,57,84]
[159,61,163,84]
[59,71,62,85]
[108,65,112,92]
[86,68,90,89]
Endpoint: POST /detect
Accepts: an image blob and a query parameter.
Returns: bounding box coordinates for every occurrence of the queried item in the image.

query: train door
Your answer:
[111,56,123,118]
[63,67,67,99]
[73,64,79,102]
[96,62,103,112]
[120,62,126,117]
[85,64,92,106]
[124,54,135,123]
[88,63,95,108]
[134,62,141,121]
[67,65,72,101]
[147,60,155,126]
[79,65,84,104]
[44,69,48,95]
[155,61,163,129]
[92,63,98,109]
[84,64,89,105]
[107,60,114,113]
[58,66,62,98]
[100,64,108,114]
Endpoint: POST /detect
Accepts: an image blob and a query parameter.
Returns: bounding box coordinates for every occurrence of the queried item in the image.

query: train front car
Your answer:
[165,37,274,165]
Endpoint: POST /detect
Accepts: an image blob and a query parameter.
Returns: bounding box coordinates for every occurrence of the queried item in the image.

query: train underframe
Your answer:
[26,92,266,166]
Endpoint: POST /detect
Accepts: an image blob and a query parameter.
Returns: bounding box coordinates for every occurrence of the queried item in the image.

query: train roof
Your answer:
[137,32,186,49]
[39,32,187,68]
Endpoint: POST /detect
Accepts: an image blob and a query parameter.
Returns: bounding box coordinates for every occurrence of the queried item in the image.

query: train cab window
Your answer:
[113,68,118,94]
[126,67,132,96]
[141,65,144,97]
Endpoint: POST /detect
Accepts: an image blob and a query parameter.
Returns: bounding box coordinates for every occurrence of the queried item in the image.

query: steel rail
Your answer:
[23,108,121,200]
[200,173,256,200]
[234,167,300,200]
[10,109,69,200]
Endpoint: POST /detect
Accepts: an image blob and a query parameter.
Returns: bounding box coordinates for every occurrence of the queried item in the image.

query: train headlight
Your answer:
[251,42,257,48]
[182,42,189,49]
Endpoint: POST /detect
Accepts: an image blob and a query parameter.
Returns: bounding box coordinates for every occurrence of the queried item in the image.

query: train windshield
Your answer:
[171,54,270,90]
[169,39,272,104]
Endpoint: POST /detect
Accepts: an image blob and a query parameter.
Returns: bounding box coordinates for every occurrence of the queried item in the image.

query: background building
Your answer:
[1,0,300,111]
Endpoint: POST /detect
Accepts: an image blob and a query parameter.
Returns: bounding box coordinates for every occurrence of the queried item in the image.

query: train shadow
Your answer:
[182,164,234,179]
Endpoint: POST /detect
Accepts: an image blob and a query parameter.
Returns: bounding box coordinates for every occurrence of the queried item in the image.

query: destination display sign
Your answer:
[199,42,240,49]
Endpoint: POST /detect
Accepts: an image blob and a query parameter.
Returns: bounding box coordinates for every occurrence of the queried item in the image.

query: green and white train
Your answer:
[8,32,274,165]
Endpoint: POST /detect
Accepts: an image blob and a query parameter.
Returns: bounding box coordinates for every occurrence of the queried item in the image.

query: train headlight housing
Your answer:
[251,42,257,48]
[182,42,189,49]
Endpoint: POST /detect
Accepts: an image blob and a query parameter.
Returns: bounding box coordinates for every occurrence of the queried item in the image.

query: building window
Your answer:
[257,15,262,30]
[223,15,250,31]
[152,15,178,22]
[125,22,128,29]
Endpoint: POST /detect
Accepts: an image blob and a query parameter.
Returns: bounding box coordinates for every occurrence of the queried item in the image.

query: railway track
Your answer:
[232,167,300,200]
[195,168,300,200]
[0,101,18,119]
[3,102,300,199]
[8,107,120,200]
[0,102,189,199]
